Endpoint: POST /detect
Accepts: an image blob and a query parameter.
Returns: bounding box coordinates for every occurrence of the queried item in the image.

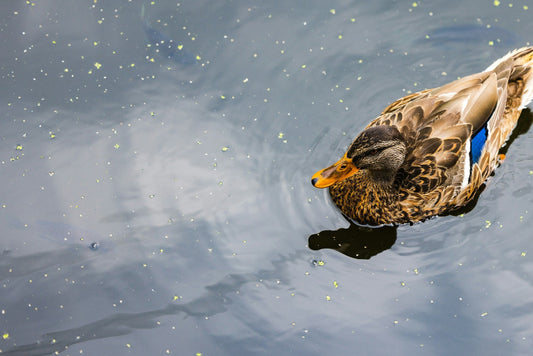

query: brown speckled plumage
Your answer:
[312,47,533,225]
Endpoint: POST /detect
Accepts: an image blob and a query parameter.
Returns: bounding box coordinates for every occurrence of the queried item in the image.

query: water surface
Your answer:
[1,1,533,355]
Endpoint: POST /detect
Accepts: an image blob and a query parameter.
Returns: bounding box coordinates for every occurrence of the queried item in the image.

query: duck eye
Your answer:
[340,164,347,170]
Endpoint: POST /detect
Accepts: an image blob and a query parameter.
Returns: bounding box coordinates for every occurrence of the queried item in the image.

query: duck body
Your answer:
[312,47,533,225]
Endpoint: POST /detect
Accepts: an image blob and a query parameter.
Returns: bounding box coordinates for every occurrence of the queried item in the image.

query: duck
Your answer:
[311,47,533,225]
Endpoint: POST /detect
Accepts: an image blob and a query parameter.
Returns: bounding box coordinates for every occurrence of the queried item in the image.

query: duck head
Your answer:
[311,125,407,188]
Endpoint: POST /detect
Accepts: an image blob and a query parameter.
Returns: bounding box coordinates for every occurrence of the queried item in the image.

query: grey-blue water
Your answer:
[1,1,533,355]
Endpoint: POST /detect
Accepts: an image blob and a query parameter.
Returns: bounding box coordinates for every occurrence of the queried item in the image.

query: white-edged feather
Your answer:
[461,138,471,190]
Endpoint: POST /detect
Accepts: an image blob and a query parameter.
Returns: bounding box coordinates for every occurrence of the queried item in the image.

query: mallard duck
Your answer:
[311,47,533,225]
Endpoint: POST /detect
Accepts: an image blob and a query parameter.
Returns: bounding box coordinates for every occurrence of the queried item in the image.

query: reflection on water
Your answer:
[309,224,397,259]
[424,23,521,48]
[2,271,254,355]
[140,4,197,65]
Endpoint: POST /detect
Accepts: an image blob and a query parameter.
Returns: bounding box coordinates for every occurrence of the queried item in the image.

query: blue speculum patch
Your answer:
[471,126,487,164]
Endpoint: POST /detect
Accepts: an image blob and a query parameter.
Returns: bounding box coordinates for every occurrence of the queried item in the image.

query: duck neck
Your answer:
[367,168,398,187]
[329,171,401,225]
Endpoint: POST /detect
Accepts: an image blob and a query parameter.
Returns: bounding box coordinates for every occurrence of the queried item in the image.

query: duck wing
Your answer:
[367,71,500,195]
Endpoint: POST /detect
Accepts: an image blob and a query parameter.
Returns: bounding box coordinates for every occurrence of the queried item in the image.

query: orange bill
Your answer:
[311,155,359,188]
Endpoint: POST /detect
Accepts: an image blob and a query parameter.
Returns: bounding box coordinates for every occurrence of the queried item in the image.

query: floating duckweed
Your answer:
[221,146,229,152]
[2,333,8,339]
[94,62,102,69]
[333,280,338,288]
[481,312,488,317]
[493,0,500,6]
[329,9,336,14]
[15,144,23,150]
[278,132,284,139]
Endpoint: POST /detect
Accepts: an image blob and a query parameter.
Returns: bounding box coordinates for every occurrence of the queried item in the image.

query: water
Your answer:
[1,1,533,355]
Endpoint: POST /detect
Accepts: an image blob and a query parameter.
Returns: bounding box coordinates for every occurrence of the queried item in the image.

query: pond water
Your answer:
[1,0,533,355]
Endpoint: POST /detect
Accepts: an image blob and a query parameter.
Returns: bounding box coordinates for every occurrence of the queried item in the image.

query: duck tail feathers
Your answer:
[486,47,533,109]
[510,47,533,108]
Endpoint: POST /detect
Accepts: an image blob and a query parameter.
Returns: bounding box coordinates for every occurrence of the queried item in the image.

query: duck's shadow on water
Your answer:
[308,223,397,259]
[308,108,533,260]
